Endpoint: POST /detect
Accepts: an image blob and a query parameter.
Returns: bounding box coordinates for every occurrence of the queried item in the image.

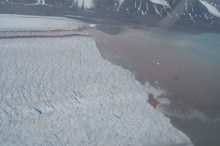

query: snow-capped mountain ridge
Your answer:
[101,0,220,23]
[1,0,220,24]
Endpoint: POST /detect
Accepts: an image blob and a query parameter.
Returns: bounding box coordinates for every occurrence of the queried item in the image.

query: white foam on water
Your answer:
[157,97,171,106]
[144,81,165,98]
[144,82,171,107]
[158,105,220,123]
[0,14,193,146]
[89,24,96,28]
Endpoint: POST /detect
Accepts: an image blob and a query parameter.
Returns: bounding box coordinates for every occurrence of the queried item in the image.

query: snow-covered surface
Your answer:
[118,0,125,6]
[150,0,171,8]
[24,0,47,6]
[199,0,220,18]
[0,29,87,38]
[153,5,162,17]
[74,0,94,9]
[0,14,193,146]
[65,15,103,22]
[42,0,45,5]
[88,24,96,28]
[0,14,83,31]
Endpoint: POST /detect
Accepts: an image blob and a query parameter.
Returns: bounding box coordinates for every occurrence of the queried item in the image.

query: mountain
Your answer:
[0,0,220,32]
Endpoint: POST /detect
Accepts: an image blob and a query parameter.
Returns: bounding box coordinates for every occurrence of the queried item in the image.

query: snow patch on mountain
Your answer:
[74,0,94,9]
[150,0,171,8]
[118,0,125,6]
[36,0,46,5]
[42,0,45,5]
[199,0,220,17]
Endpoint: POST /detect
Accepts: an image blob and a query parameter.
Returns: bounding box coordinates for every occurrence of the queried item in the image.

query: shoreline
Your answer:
[1,13,219,146]
[0,3,220,35]
[0,14,194,145]
[88,28,220,146]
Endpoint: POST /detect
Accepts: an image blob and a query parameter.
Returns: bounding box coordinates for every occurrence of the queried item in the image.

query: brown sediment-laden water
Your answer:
[88,28,220,146]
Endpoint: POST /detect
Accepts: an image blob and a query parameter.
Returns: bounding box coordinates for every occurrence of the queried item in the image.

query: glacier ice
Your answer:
[0,14,84,31]
[0,14,193,146]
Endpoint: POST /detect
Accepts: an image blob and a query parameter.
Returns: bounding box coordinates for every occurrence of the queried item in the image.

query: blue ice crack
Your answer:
[113,114,121,119]
[34,108,43,115]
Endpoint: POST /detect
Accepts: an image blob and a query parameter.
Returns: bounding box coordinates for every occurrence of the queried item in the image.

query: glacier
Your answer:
[0,14,84,31]
[0,14,193,146]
